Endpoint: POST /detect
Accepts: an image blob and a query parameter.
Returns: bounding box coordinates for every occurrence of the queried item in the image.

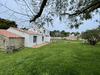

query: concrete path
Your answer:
[31,42,49,48]
[31,40,56,48]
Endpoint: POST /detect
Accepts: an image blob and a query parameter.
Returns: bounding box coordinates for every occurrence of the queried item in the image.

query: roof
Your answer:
[69,35,76,38]
[0,29,24,38]
[10,27,43,36]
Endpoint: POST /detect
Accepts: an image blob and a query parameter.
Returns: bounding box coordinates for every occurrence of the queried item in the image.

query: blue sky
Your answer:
[0,0,100,33]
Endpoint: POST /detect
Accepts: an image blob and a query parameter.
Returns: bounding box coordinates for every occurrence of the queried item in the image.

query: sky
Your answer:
[0,0,100,33]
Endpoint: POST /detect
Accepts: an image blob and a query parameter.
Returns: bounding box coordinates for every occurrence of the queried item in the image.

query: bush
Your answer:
[82,29,100,45]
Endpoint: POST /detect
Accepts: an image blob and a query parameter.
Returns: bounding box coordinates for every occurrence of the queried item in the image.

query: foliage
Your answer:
[0,18,17,29]
[50,30,80,37]
[82,29,100,45]
[50,30,61,37]
[30,0,100,28]
[71,32,75,35]
[74,32,80,36]
[0,40,100,75]
[50,30,71,37]
[21,28,28,30]
[0,0,100,28]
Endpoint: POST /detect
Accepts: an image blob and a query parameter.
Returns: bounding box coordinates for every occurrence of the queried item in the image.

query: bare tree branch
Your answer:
[61,0,100,16]
[0,10,9,14]
[0,2,31,17]
[8,12,15,19]
[30,0,47,22]
[15,0,26,12]
[23,0,34,15]
[14,0,32,19]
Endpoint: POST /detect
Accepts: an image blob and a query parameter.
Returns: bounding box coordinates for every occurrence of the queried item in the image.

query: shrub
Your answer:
[82,29,100,45]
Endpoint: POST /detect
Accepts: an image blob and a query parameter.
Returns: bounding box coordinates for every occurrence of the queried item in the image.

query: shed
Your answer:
[0,30,24,50]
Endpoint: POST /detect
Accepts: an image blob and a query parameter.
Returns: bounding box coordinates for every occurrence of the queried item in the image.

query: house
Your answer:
[7,25,50,47]
[0,30,24,49]
[7,27,43,47]
[28,25,50,42]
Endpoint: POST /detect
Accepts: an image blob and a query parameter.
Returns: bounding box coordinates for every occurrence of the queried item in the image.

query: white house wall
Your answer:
[37,35,43,45]
[28,35,43,47]
[45,37,50,42]
[28,26,50,42]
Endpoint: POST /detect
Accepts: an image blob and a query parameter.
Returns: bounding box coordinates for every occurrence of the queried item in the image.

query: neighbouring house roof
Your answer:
[0,29,24,38]
[69,35,76,38]
[10,27,43,36]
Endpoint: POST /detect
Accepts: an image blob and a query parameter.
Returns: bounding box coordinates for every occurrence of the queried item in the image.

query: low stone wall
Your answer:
[50,37,83,40]
[50,37,77,40]
[0,35,24,50]
[9,37,24,49]
[0,35,9,49]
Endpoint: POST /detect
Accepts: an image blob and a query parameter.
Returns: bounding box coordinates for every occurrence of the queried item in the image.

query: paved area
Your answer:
[31,42,50,48]
[31,40,56,48]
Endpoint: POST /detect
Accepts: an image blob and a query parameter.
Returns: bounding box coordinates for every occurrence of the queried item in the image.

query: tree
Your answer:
[61,30,66,37]
[50,30,61,37]
[50,30,70,37]
[0,18,17,29]
[71,32,75,35]
[82,29,100,45]
[30,0,100,28]
[0,0,100,28]
[54,30,60,37]
[50,31,55,37]
[66,32,70,37]
[74,32,80,36]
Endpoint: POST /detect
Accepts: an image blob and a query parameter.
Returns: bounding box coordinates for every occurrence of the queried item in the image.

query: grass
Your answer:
[0,40,100,75]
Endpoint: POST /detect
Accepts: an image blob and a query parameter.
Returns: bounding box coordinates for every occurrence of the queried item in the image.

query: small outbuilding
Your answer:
[0,30,24,50]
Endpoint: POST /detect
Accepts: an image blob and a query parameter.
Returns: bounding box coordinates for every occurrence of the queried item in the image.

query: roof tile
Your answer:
[0,29,24,38]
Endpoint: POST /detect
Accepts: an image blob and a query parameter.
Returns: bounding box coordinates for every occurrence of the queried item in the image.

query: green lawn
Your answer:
[0,40,100,75]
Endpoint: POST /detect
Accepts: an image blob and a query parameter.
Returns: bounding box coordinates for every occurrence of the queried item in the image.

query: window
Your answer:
[33,36,37,43]
[44,30,45,33]
[42,36,44,41]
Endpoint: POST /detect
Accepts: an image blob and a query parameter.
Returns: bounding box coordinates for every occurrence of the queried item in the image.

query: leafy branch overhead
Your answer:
[31,0,100,21]
[0,0,100,28]
[61,0,100,16]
